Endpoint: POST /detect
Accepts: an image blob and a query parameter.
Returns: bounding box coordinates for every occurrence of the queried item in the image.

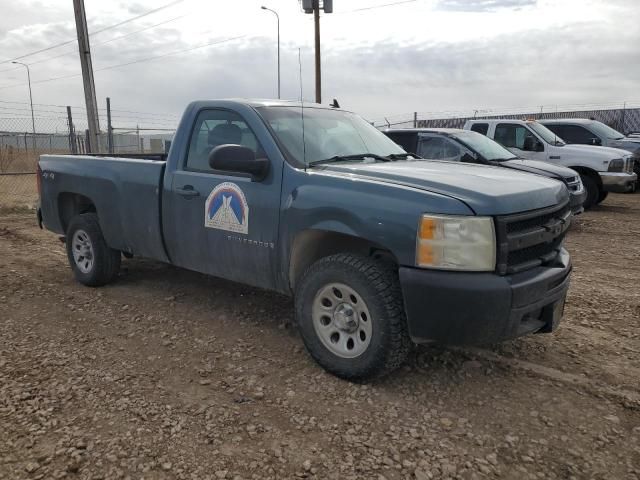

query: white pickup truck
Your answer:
[463,119,637,208]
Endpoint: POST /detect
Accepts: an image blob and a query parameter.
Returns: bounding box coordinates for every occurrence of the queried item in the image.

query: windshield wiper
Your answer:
[308,153,391,166]
[386,152,419,160]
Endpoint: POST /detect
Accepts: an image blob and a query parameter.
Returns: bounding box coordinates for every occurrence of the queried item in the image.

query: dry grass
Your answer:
[0,174,38,208]
[0,146,70,173]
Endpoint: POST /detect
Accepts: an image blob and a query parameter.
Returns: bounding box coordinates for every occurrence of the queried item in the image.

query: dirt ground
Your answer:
[1,194,639,480]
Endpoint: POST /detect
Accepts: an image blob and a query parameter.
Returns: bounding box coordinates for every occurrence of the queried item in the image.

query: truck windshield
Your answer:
[450,131,517,161]
[528,122,565,146]
[257,106,405,166]
[589,121,625,140]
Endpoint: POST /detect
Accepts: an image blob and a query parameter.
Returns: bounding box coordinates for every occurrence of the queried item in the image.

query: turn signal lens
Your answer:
[416,215,496,271]
[419,217,436,239]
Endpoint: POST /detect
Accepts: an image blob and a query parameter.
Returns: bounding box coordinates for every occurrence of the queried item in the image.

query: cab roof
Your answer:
[538,118,595,125]
[195,98,350,112]
[384,127,465,135]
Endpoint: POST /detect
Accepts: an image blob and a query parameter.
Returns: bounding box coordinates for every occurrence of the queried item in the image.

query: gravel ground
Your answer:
[1,193,639,480]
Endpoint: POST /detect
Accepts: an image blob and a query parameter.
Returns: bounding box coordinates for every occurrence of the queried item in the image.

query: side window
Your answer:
[553,125,595,144]
[385,132,417,153]
[545,124,566,140]
[418,136,461,160]
[495,123,536,150]
[185,109,263,172]
[470,123,489,135]
[418,137,448,159]
[442,138,462,161]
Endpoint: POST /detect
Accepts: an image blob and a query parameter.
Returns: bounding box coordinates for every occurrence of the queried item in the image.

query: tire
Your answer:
[294,253,412,381]
[580,174,599,210]
[596,190,609,205]
[65,213,121,287]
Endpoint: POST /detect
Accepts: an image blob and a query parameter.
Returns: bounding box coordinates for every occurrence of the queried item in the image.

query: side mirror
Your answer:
[461,152,477,163]
[523,136,544,152]
[591,137,602,146]
[208,144,269,181]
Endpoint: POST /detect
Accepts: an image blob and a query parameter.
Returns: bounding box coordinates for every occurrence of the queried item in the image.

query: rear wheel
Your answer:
[580,174,599,210]
[66,213,121,287]
[295,253,412,380]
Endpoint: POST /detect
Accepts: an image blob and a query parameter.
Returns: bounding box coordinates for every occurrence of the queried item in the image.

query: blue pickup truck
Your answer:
[37,99,572,380]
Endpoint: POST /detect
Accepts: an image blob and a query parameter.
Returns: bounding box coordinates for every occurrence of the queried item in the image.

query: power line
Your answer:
[0,13,192,75]
[0,98,182,119]
[0,34,248,91]
[0,0,184,66]
[337,0,420,13]
[96,34,247,72]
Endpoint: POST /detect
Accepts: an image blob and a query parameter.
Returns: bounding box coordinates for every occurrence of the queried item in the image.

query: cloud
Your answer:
[436,0,537,11]
[0,0,638,131]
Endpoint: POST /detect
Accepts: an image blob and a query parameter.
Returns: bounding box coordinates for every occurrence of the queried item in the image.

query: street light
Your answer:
[261,6,280,99]
[11,61,37,153]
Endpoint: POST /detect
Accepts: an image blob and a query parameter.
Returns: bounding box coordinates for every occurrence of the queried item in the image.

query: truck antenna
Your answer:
[298,48,307,168]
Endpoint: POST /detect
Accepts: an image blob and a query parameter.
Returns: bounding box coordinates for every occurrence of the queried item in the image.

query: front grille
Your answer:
[495,202,571,275]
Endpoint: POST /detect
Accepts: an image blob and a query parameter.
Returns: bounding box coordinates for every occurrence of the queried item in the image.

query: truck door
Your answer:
[163,108,281,290]
[494,123,545,161]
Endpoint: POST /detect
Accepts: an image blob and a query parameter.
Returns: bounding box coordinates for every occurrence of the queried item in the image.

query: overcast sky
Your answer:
[0,0,638,129]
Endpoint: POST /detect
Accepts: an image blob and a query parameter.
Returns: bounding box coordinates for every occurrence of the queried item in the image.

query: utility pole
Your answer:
[302,0,332,104]
[261,6,280,99]
[66,106,77,154]
[106,97,114,153]
[73,0,101,153]
[11,61,36,153]
[313,5,321,104]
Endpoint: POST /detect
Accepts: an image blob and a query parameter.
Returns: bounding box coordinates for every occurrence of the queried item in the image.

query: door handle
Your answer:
[176,186,200,197]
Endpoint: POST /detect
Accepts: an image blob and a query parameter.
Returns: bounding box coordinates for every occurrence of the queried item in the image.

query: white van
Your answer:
[463,119,636,208]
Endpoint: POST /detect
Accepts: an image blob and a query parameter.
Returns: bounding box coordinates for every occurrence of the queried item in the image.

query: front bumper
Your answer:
[600,172,637,193]
[399,249,571,345]
[569,188,587,215]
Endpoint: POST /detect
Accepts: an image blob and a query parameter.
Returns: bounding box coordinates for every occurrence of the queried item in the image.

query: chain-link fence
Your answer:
[373,103,640,133]
[0,101,177,209]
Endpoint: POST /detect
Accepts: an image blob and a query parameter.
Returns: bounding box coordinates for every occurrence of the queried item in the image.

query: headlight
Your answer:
[416,214,496,271]
[608,158,624,172]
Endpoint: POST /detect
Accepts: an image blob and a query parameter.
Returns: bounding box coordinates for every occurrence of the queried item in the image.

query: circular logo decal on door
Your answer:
[204,182,249,234]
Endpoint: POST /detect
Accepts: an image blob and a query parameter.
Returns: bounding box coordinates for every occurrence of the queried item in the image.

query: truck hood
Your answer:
[609,137,640,154]
[500,159,578,181]
[561,143,631,159]
[318,160,568,215]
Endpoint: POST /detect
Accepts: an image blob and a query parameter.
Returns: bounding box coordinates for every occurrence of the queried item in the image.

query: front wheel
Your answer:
[580,174,599,210]
[65,213,121,287]
[596,190,609,204]
[295,254,412,380]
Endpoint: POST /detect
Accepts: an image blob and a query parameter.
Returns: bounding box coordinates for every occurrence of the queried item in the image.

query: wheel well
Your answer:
[288,229,397,290]
[58,193,96,234]
[570,167,602,188]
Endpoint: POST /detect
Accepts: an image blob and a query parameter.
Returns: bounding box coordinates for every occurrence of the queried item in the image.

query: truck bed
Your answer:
[38,154,169,263]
